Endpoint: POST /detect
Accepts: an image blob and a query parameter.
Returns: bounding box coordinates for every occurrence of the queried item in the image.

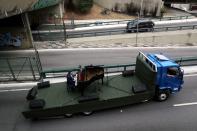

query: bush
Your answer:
[76,0,93,13]
[125,2,138,15]
[160,7,166,17]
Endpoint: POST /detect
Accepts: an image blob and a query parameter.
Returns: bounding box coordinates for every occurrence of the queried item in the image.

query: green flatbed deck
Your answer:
[22,74,155,119]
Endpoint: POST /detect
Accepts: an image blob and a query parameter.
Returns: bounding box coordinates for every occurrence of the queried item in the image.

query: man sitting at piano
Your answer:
[66,72,76,91]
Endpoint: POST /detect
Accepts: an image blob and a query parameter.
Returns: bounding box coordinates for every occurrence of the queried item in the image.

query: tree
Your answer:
[75,0,93,13]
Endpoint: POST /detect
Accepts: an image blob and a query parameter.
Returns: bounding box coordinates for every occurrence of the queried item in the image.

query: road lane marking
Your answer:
[38,46,197,52]
[184,74,197,77]
[173,102,197,107]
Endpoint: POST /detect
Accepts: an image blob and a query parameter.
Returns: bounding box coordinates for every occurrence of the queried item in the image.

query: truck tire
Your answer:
[156,90,170,102]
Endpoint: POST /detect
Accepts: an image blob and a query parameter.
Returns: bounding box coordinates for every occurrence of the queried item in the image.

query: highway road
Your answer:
[37,47,197,68]
[1,47,197,131]
[0,72,197,131]
[32,18,197,40]
[1,47,197,69]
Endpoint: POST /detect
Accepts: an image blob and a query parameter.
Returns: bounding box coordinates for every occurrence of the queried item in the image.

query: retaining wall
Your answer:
[93,0,163,16]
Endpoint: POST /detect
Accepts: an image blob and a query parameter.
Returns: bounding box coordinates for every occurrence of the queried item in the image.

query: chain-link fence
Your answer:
[0,56,41,82]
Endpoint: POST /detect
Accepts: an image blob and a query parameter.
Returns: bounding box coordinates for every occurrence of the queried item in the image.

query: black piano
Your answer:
[77,65,104,96]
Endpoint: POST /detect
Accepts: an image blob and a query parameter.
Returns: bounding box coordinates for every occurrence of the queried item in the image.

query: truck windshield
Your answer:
[167,67,179,76]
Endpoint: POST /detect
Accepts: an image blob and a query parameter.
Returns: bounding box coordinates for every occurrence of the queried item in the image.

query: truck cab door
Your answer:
[165,67,182,92]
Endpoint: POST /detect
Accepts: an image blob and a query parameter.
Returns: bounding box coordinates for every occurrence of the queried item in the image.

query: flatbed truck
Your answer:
[22,52,184,119]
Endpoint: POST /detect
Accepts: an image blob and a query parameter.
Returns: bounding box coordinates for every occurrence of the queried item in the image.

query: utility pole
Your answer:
[62,17,67,42]
[136,0,143,47]
[136,12,139,47]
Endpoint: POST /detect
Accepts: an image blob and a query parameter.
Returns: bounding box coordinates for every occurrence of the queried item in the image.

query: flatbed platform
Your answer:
[22,74,154,119]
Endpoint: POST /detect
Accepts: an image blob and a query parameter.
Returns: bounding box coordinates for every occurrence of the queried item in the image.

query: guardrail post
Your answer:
[178,58,182,65]
[186,16,188,19]
[38,30,42,41]
[166,27,168,31]
[6,58,16,81]
[40,72,46,79]
[124,66,126,72]
[62,18,67,42]
[106,68,109,85]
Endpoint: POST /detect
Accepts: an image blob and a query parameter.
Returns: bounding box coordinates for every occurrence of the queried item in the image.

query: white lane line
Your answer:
[0,88,29,93]
[184,74,197,77]
[173,102,197,107]
[1,46,197,53]
[38,46,197,52]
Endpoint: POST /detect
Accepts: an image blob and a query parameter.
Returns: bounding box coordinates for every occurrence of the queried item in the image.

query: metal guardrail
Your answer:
[41,56,197,79]
[36,15,195,31]
[67,15,195,28]
[32,24,197,41]
[66,25,197,38]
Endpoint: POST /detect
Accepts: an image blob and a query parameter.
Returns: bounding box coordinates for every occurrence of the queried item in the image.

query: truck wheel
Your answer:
[156,90,169,102]
[82,111,93,116]
[31,117,38,121]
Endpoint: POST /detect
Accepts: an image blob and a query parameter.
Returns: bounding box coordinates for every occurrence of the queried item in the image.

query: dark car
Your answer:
[126,19,155,33]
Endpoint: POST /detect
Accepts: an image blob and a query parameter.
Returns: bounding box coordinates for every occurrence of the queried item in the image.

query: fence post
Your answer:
[124,66,126,72]
[6,58,16,81]
[38,30,42,41]
[62,17,67,42]
[166,27,168,31]
[28,57,36,80]
[34,51,43,80]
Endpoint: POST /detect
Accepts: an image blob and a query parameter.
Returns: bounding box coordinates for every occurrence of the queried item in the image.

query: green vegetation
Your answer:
[125,3,138,15]
[160,6,166,17]
[75,0,93,13]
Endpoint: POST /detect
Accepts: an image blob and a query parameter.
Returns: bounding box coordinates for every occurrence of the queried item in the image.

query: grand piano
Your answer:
[77,65,104,96]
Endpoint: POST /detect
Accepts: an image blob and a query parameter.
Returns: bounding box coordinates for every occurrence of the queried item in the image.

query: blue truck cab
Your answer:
[145,53,184,101]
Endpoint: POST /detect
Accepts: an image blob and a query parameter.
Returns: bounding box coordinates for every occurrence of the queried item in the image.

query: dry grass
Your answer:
[64,4,136,20]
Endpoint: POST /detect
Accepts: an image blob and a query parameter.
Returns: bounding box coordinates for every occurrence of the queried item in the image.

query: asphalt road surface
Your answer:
[38,47,197,69]
[1,47,197,69]
[1,47,197,131]
[0,74,197,131]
